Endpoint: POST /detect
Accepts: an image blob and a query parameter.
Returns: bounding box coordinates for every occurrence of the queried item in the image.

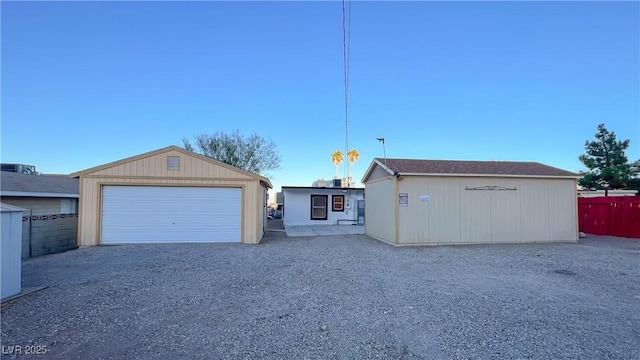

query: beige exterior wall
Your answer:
[396,176,578,245]
[0,197,78,216]
[259,187,267,239]
[364,177,397,244]
[84,149,256,180]
[367,165,392,182]
[77,149,267,246]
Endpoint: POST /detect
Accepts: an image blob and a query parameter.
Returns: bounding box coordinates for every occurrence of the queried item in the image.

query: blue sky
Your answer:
[2,1,638,198]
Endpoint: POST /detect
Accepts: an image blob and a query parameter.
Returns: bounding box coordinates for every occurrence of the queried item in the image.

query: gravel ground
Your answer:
[1,233,639,359]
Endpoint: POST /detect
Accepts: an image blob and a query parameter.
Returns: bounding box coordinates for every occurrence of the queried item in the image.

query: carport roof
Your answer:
[362,158,580,182]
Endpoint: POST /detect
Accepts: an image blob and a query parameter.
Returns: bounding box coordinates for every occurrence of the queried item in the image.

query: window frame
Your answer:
[332,195,345,212]
[310,195,328,220]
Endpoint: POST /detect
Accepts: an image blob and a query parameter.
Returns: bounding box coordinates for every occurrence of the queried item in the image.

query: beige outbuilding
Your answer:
[72,146,271,246]
[362,158,580,246]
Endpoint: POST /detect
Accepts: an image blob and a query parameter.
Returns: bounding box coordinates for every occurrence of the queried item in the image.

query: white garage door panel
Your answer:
[101,186,241,244]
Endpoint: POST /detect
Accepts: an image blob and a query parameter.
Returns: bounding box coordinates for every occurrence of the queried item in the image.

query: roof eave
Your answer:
[361,159,395,183]
[0,191,79,198]
[396,172,581,179]
[71,145,273,185]
[70,145,179,178]
[261,179,273,189]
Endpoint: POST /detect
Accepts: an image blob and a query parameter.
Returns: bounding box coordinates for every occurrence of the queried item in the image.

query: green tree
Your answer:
[578,124,631,196]
[627,159,640,191]
[183,130,280,175]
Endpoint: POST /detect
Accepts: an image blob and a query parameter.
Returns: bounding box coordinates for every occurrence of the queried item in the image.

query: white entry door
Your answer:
[101,186,241,244]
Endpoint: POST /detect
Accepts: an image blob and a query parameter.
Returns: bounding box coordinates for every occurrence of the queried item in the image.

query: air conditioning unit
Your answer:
[312,180,328,187]
[1,163,37,174]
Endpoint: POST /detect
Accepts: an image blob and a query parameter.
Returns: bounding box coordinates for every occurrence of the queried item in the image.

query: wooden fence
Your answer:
[578,197,640,238]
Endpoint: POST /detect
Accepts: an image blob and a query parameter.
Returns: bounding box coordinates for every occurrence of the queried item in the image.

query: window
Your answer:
[332,195,344,212]
[168,156,180,170]
[60,199,71,214]
[60,199,78,214]
[310,195,328,220]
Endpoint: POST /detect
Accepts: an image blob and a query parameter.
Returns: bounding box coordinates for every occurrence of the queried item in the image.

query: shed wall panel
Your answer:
[1,209,23,299]
[364,178,396,244]
[489,187,521,243]
[367,165,392,182]
[395,176,577,245]
[259,188,266,239]
[547,179,578,241]
[460,189,491,243]
[519,180,552,241]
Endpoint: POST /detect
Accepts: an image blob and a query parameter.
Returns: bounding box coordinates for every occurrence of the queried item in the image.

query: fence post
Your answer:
[28,209,33,258]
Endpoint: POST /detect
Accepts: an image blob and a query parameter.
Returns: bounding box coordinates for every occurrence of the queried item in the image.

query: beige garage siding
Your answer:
[397,176,578,244]
[259,187,266,239]
[85,149,254,180]
[364,177,397,244]
[75,147,268,246]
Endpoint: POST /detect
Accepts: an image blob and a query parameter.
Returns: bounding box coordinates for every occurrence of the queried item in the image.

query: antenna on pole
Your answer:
[376,138,387,167]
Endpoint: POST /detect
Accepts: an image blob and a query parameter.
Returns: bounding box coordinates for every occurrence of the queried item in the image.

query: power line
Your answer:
[342,0,352,181]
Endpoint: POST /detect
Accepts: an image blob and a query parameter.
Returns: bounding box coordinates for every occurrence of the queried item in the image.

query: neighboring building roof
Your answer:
[282,186,365,191]
[70,145,273,188]
[0,171,79,198]
[578,189,638,197]
[362,158,580,182]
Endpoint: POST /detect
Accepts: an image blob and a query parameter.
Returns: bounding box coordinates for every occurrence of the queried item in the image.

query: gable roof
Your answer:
[70,145,272,188]
[1,171,79,197]
[362,158,580,182]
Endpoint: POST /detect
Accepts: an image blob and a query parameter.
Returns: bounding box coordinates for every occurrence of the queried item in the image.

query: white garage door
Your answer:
[101,186,241,244]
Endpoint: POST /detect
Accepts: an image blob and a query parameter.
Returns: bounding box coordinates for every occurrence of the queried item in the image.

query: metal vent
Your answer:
[168,156,180,170]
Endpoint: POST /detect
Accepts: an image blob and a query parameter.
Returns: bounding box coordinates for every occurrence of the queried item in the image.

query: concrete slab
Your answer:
[285,225,365,237]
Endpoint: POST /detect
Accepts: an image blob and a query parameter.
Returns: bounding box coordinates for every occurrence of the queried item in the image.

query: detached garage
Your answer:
[72,146,272,245]
[362,158,579,246]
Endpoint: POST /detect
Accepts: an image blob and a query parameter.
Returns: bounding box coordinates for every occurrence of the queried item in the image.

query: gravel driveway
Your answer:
[2,233,639,359]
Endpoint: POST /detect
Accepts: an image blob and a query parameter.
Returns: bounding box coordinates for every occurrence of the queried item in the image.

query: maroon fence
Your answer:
[578,197,640,238]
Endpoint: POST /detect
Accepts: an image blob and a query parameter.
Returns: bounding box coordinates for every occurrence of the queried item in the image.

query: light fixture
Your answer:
[376,137,387,166]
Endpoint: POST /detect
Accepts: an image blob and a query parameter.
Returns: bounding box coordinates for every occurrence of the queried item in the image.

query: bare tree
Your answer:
[183,130,280,176]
